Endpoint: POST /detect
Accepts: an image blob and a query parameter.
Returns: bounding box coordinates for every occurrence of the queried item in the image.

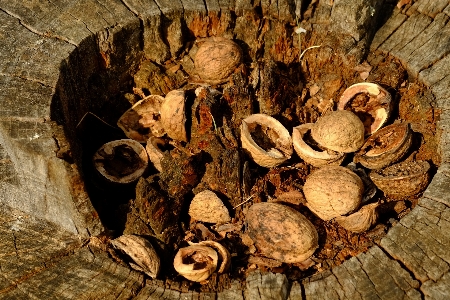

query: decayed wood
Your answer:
[418,53,450,86]
[407,0,450,18]
[370,8,407,51]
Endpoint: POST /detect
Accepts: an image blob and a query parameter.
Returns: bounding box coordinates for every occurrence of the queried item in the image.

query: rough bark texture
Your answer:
[1,0,450,298]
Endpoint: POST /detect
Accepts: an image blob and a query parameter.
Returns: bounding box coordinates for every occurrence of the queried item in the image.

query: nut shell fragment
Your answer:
[111,235,160,278]
[369,160,430,199]
[334,202,378,233]
[240,114,293,168]
[292,123,346,167]
[338,82,392,135]
[303,166,363,220]
[195,241,231,273]
[246,202,318,263]
[194,37,242,85]
[173,244,218,282]
[354,123,412,169]
[311,110,365,153]
[189,190,231,224]
[160,90,187,142]
[93,139,148,184]
[117,95,165,143]
[145,137,165,172]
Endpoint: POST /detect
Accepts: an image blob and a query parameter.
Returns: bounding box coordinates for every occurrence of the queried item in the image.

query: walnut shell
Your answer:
[292,123,346,167]
[337,82,392,136]
[111,235,160,278]
[369,160,430,199]
[189,190,231,224]
[173,244,218,282]
[93,139,148,184]
[145,137,165,172]
[194,37,242,85]
[354,123,412,169]
[311,110,365,153]
[240,114,293,168]
[334,202,378,233]
[117,95,165,143]
[303,166,363,220]
[195,241,230,273]
[245,202,318,263]
[160,90,187,142]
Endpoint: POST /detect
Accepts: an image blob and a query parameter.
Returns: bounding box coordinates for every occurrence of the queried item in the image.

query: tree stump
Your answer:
[1,0,450,299]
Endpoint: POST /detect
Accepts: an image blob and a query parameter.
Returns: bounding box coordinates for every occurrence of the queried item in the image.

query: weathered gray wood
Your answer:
[421,272,450,300]
[244,271,289,300]
[153,0,185,56]
[407,0,450,18]
[418,53,450,86]
[371,8,407,51]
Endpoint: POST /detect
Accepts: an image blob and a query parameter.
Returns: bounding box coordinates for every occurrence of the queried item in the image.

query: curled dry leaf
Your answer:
[240,114,293,168]
[145,137,166,172]
[303,166,363,221]
[173,244,218,282]
[189,190,231,224]
[311,110,365,153]
[334,202,379,233]
[245,202,318,263]
[117,95,165,143]
[110,235,160,278]
[370,160,430,199]
[93,139,148,184]
[337,82,392,136]
[354,123,412,170]
[160,90,187,142]
[195,241,231,273]
[292,123,346,167]
[194,37,242,85]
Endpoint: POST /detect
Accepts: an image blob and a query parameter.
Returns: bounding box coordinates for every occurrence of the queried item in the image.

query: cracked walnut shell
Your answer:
[245,202,318,263]
[334,202,378,233]
[160,90,187,142]
[173,244,218,282]
[311,110,365,153]
[303,166,363,221]
[188,190,231,224]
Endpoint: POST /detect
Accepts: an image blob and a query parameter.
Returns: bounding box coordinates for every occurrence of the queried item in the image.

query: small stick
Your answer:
[233,194,256,209]
[299,45,321,62]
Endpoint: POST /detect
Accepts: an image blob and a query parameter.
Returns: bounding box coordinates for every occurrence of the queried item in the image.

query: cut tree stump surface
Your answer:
[1,0,450,299]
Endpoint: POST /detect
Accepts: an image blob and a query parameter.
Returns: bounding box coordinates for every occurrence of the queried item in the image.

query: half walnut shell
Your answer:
[188,190,231,224]
[338,82,392,136]
[369,160,430,199]
[334,202,378,233]
[173,244,218,282]
[160,90,187,142]
[93,139,148,184]
[117,95,165,143]
[292,123,346,167]
[354,123,412,170]
[240,114,293,168]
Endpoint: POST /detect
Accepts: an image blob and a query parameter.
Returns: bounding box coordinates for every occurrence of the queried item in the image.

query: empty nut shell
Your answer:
[160,90,187,142]
[338,82,392,136]
[145,137,166,172]
[194,241,231,273]
[292,123,346,167]
[246,202,318,263]
[111,235,160,278]
[334,202,378,233]
[369,160,430,199]
[93,139,148,184]
[240,114,293,168]
[117,95,165,143]
[194,37,242,85]
[188,190,231,224]
[303,166,363,220]
[173,244,218,282]
[311,110,365,153]
[354,123,412,169]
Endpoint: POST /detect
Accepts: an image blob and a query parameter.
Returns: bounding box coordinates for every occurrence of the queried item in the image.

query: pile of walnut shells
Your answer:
[90,37,432,283]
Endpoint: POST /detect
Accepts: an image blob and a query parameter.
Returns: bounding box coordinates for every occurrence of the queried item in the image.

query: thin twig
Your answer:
[208,111,218,132]
[299,45,322,62]
[233,194,256,209]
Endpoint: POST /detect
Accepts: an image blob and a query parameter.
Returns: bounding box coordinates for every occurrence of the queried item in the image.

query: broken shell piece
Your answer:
[246,202,318,263]
[346,163,377,204]
[194,37,242,85]
[303,166,363,221]
[311,110,365,153]
[93,139,148,184]
[369,160,430,199]
[111,235,160,278]
[354,123,413,170]
[337,82,392,136]
[334,202,379,233]
[117,95,165,143]
[189,190,231,224]
[292,123,346,167]
[195,241,231,273]
[173,244,218,282]
[160,90,187,142]
[145,137,166,172]
[240,114,293,168]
